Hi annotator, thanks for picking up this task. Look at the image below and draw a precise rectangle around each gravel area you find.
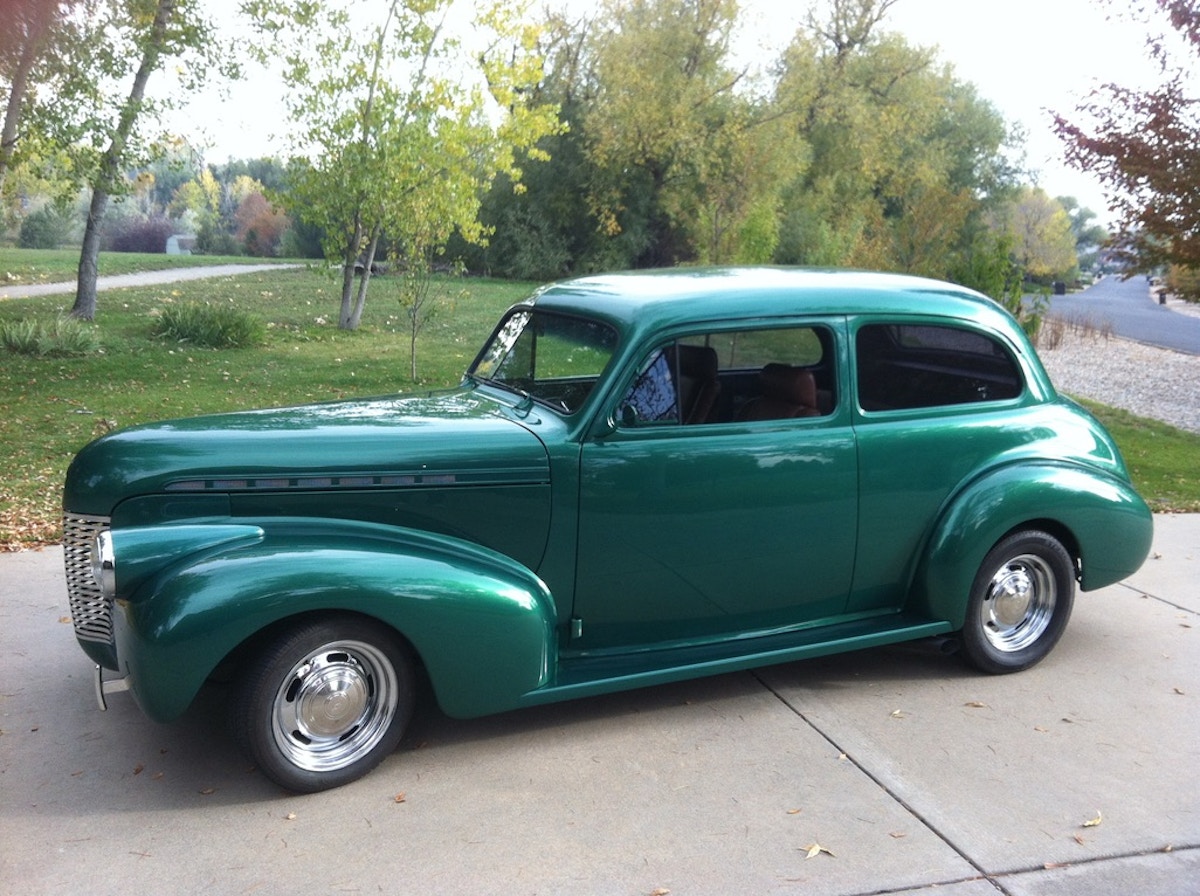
[1036,303,1200,434]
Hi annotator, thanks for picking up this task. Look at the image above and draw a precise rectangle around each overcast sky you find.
[180,0,1168,224]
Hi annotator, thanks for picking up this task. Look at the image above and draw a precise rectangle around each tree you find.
[0,0,94,218]
[580,0,799,265]
[247,0,562,337]
[60,0,231,319]
[987,187,1077,280]
[1053,0,1200,272]
[771,1,1013,279]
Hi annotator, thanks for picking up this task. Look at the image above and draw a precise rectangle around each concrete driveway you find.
[1,517,1196,896]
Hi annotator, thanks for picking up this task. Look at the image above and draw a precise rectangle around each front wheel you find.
[960,531,1076,674]
[231,617,415,793]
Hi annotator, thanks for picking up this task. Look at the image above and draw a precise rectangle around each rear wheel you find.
[961,531,1075,674]
[231,617,414,793]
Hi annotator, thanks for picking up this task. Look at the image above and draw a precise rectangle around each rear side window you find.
[856,323,1023,411]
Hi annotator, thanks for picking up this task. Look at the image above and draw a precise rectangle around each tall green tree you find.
[986,187,1077,280]
[247,0,562,338]
[1053,0,1200,272]
[582,0,796,265]
[0,0,94,214]
[772,1,1012,278]
[72,0,224,320]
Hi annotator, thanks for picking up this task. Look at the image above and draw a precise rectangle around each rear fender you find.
[112,518,556,722]
[911,463,1153,628]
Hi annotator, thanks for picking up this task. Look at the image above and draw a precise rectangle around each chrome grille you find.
[63,514,113,645]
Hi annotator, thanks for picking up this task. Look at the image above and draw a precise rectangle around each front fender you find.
[911,463,1153,628]
[112,519,556,722]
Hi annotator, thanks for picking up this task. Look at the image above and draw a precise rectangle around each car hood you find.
[64,387,551,515]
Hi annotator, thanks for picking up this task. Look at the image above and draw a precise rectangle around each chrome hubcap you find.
[271,640,398,772]
[980,553,1056,652]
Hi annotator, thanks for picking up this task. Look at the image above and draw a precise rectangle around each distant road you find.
[0,264,299,300]
[1047,275,1200,355]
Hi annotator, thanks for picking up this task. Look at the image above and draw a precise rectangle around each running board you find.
[521,615,954,708]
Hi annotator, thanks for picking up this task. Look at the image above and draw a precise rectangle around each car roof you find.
[528,267,1013,339]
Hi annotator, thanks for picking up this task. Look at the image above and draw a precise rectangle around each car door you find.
[570,321,858,652]
[848,317,1032,613]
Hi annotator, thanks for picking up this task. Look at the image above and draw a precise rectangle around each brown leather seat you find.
[736,363,822,421]
[666,344,720,424]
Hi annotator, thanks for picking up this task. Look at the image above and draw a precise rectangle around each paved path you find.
[1048,276,1200,355]
[0,264,299,300]
[1,517,1196,895]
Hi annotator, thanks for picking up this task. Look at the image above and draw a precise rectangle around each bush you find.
[0,316,101,357]
[105,215,176,253]
[18,207,74,249]
[1167,264,1200,302]
[151,302,266,349]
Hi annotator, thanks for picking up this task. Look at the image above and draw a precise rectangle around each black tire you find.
[231,617,415,793]
[960,531,1076,674]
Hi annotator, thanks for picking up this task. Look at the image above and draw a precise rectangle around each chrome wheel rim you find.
[980,553,1057,652]
[270,640,398,772]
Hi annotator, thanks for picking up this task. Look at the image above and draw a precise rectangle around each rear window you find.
[856,323,1023,411]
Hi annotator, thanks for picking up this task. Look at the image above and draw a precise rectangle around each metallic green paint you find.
[915,463,1153,628]
[114,519,556,721]
[63,267,1154,737]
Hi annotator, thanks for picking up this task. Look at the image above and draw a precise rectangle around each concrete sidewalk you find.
[1,517,1196,896]
[0,264,299,300]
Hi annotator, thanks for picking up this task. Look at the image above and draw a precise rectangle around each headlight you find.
[91,530,116,600]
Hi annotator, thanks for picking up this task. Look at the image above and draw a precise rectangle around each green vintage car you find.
[64,267,1153,792]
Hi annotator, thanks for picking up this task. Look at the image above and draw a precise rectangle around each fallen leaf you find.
[1073,834,1086,845]
[198,788,216,796]
[133,763,144,776]
[1082,810,1103,828]
[890,709,906,719]
[393,792,407,804]
[1034,726,1048,733]
[1044,862,1070,869]
[889,832,907,839]
[285,812,297,821]
[801,843,835,859]
[650,889,671,896]
[152,772,164,780]
[58,616,71,624]
[964,701,988,708]
[1174,688,1186,695]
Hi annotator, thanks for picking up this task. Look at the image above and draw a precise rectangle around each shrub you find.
[18,206,74,249]
[1167,265,1200,302]
[0,316,101,357]
[106,215,176,253]
[151,302,266,349]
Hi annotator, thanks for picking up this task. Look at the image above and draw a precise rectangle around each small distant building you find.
[166,234,197,256]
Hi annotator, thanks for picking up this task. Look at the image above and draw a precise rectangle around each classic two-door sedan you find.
[64,267,1153,792]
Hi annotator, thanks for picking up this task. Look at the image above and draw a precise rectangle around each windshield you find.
[470,309,619,415]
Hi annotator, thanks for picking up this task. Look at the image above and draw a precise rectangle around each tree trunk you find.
[72,0,177,320]
[0,2,56,193]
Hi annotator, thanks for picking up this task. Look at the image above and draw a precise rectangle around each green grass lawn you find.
[1,249,1197,549]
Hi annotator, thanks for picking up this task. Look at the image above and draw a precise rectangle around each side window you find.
[856,323,1023,411]
[617,325,836,427]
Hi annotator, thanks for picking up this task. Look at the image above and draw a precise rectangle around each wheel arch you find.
[114,522,558,724]
[909,462,1152,629]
